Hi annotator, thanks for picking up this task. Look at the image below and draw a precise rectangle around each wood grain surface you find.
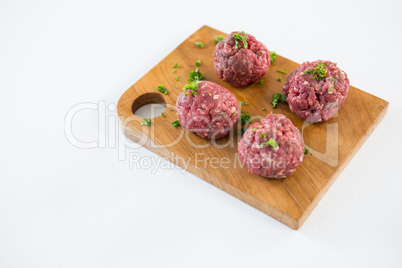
[117,25,389,229]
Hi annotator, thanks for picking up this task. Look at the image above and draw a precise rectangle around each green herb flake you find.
[305,62,327,81]
[170,109,174,111]
[183,80,200,96]
[271,93,286,108]
[277,69,287,74]
[304,70,314,75]
[141,119,151,126]
[157,84,168,95]
[270,51,277,64]
[183,81,199,90]
[304,146,310,154]
[240,111,252,124]
[332,77,336,81]
[194,60,201,66]
[313,62,327,81]
[195,42,204,48]
[172,120,181,127]
[172,63,179,68]
[213,36,224,43]
[172,69,176,73]
[208,92,212,96]
[257,80,264,85]
[260,133,266,138]
[277,77,282,82]
[328,87,334,91]
[174,76,179,81]
[239,101,249,106]
[233,31,248,49]
[262,108,266,111]
[240,128,246,136]
[261,138,278,148]
[161,112,166,117]
[188,68,204,82]
[251,128,257,132]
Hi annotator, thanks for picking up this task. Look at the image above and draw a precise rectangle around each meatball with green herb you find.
[238,114,304,179]
[213,31,271,87]
[283,60,350,123]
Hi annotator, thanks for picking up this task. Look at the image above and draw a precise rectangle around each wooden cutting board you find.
[117,25,388,229]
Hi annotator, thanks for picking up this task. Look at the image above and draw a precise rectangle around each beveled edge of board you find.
[298,99,389,229]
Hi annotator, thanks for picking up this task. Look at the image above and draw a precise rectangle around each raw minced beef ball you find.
[175,81,240,139]
[213,31,271,87]
[283,60,350,123]
[238,114,304,179]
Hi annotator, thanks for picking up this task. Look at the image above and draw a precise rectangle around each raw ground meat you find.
[283,60,350,123]
[238,114,304,179]
[175,81,240,139]
[213,31,271,87]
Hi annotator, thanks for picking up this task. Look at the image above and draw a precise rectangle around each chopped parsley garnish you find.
[184,92,189,97]
[233,31,247,49]
[172,63,179,68]
[271,93,286,108]
[257,80,264,85]
[260,133,266,138]
[213,36,224,43]
[183,81,200,96]
[261,138,278,148]
[328,87,334,91]
[182,69,204,96]
[183,81,199,90]
[240,128,247,136]
[172,120,180,127]
[208,92,212,96]
[161,112,166,117]
[175,76,179,81]
[195,42,204,48]
[262,108,266,111]
[332,77,336,81]
[270,51,277,64]
[313,62,327,81]
[304,146,309,154]
[141,119,151,126]
[277,69,287,74]
[240,111,251,124]
[170,109,174,111]
[277,77,282,82]
[188,68,204,82]
[239,101,249,106]
[157,84,168,95]
[304,62,327,81]
[172,69,176,73]
[194,60,201,66]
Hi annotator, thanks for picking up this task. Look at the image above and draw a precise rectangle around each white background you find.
[1,0,401,267]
